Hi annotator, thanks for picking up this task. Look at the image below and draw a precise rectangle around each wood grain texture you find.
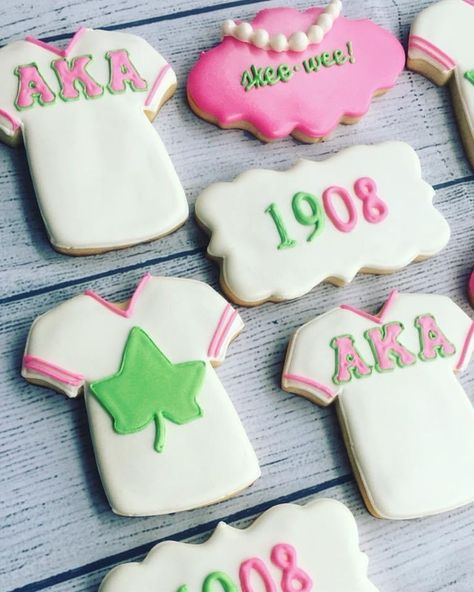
[0,0,473,591]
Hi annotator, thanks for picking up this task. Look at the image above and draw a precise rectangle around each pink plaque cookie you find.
[187,2,405,142]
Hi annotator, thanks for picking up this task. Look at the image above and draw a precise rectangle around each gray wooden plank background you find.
[0,0,473,591]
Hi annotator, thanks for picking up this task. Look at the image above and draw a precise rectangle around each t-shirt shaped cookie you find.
[408,0,474,169]
[0,28,188,254]
[22,274,260,516]
[283,290,474,519]
[187,2,405,142]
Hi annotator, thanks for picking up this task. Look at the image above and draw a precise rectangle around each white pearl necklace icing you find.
[222,0,343,53]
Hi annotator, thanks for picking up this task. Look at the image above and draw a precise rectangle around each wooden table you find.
[1,0,473,590]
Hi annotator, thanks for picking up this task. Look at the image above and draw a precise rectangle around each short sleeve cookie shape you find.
[22,274,260,516]
[283,291,474,519]
[408,0,474,168]
[0,28,188,254]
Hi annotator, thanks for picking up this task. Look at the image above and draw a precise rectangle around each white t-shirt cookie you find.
[408,0,474,166]
[0,28,188,253]
[283,291,474,519]
[22,274,260,516]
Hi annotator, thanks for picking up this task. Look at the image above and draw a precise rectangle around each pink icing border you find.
[340,289,398,325]
[282,373,336,400]
[455,321,474,371]
[0,108,20,132]
[144,63,172,107]
[84,272,151,318]
[409,35,456,71]
[208,303,238,358]
[464,0,474,6]
[25,27,87,57]
[23,355,84,386]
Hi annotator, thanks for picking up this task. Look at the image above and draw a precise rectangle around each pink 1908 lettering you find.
[178,543,312,592]
[265,177,388,250]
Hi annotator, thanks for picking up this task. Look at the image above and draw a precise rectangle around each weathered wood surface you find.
[0,0,473,591]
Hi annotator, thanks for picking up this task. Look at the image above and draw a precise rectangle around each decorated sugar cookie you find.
[469,270,474,308]
[283,291,474,519]
[22,274,260,516]
[196,142,449,306]
[99,498,379,592]
[408,0,474,169]
[187,3,405,142]
[0,28,188,254]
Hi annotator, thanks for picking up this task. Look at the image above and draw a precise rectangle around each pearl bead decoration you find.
[221,0,342,52]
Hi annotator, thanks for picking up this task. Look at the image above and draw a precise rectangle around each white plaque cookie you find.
[100,498,378,592]
[196,142,449,306]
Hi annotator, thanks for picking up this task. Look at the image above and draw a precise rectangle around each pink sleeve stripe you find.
[23,355,84,387]
[455,321,474,371]
[409,36,456,71]
[144,63,172,107]
[208,303,238,358]
[0,108,20,132]
[282,373,336,400]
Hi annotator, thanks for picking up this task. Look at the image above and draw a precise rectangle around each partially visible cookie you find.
[469,270,474,308]
[99,498,379,592]
[407,0,474,169]
[187,3,405,142]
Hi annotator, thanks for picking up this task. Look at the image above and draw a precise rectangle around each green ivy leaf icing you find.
[464,70,474,86]
[90,327,205,452]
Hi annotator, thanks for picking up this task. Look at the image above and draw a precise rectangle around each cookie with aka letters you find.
[196,142,449,306]
[187,2,405,142]
[0,28,188,254]
[408,0,474,169]
[283,290,474,519]
[22,274,260,516]
[99,499,379,592]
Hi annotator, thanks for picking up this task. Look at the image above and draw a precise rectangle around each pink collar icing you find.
[340,289,398,324]
[84,272,151,318]
[25,27,87,57]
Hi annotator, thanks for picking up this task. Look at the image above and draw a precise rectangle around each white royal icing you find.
[195,142,450,306]
[22,275,260,516]
[222,0,342,52]
[99,498,379,592]
[283,291,474,519]
[0,28,188,253]
[408,0,474,162]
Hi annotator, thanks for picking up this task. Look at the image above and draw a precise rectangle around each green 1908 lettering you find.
[265,192,325,249]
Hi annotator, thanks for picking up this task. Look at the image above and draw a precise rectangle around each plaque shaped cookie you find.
[99,499,379,592]
[283,290,474,519]
[196,142,450,306]
[408,0,474,169]
[187,3,405,142]
[22,274,260,516]
[0,28,188,254]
